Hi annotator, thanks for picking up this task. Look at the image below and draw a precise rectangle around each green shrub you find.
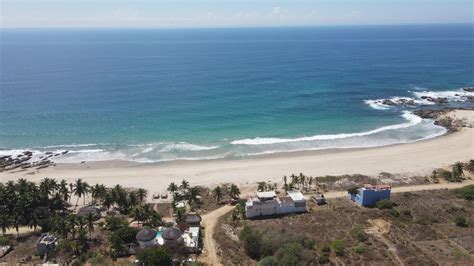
[400,209,412,216]
[454,185,474,201]
[318,254,330,264]
[331,239,345,256]
[351,226,368,242]
[375,199,393,209]
[454,215,468,227]
[105,215,128,231]
[257,256,278,266]
[136,246,172,266]
[347,186,360,196]
[0,236,10,246]
[353,245,368,254]
[321,244,330,253]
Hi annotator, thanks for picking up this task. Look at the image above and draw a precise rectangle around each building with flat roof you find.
[245,190,306,218]
[348,184,391,207]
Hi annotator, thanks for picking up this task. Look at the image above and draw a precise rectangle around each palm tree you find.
[180,179,190,190]
[131,206,147,225]
[86,212,95,239]
[0,213,10,235]
[228,184,240,200]
[453,162,464,179]
[137,188,148,205]
[59,179,70,203]
[187,186,200,206]
[283,175,288,192]
[212,186,223,203]
[73,179,90,208]
[299,173,305,189]
[167,182,178,194]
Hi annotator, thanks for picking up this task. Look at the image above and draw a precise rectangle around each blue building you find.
[348,184,391,207]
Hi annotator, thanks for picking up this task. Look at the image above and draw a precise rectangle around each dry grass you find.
[214,189,474,265]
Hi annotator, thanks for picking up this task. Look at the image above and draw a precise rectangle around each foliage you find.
[212,186,223,203]
[136,246,172,266]
[375,199,393,210]
[105,215,129,231]
[353,245,368,254]
[0,236,10,246]
[330,239,345,256]
[347,186,360,196]
[454,215,468,227]
[454,185,474,201]
[257,256,278,266]
[351,225,368,242]
[241,225,316,264]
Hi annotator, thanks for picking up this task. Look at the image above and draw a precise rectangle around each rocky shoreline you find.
[413,107,474,132]
[0,150,69,173]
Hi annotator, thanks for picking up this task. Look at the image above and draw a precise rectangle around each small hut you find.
[77,206,101,220]
[136,228,158,248]
[183,214,202,227]
[161,227,183,247]
[36,233,58,259]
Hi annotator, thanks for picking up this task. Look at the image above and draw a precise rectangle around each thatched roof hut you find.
[183,214,202,226]
[77,206,101,220]
[162,227,183,241]
[136,228,157,242]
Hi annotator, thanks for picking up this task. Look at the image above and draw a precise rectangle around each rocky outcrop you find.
[413,108,471,133]
[462,87,474,92]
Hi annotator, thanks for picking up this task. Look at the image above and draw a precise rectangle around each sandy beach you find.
[1,110,472,195]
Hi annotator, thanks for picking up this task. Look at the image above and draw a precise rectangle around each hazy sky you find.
[1,0,472,28]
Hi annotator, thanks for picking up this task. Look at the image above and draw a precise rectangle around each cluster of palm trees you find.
[212,184,240,203]
[433,161,466,183]
[0,177,152,235]
[167,179,201,209]
[0,178,86,236]
[283,173,317,192]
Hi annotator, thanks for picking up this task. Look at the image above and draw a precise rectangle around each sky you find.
[0,0,472,28]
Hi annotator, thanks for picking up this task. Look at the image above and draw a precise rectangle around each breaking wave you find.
[365,88,473,110]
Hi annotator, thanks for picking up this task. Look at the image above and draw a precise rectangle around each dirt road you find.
[200,180,473,265]
[200,205,234,266]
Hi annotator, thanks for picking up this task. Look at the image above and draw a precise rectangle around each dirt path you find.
[366,219,404,266]
[200,205,234,266]
[309,179,474,200]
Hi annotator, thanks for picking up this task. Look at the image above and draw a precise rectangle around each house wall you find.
[348,189,391,207]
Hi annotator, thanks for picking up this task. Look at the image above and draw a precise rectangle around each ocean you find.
[0,24,473,163]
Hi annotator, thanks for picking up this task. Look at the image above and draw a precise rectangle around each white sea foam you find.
[158,142,219,152]
[232,111,422,145]
[364,88,473,110]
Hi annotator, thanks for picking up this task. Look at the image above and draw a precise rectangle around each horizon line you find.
[1,22,472,31]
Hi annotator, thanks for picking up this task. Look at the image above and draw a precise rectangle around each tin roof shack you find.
[36,233,58,259]
[245,190,307,218]
[348,184,391,207]
[136,228,158,249]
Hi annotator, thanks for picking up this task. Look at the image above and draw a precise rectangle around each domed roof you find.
[136,227,157,242]
[162,227,182,241]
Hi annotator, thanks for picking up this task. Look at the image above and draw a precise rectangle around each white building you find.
[183,226,200,253]
[245,190,306,218]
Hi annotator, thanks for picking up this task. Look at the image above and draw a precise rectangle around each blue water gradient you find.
[0,25,473,162]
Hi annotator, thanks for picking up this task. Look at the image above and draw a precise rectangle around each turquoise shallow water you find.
[0,25,473,162]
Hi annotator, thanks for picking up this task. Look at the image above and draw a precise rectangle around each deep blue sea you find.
[1,25,473,162]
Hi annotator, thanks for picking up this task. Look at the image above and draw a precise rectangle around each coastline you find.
[1,109,472,195]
